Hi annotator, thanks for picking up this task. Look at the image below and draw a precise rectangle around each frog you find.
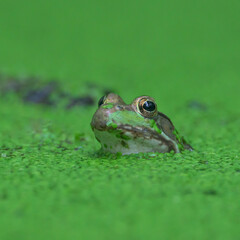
[91,93,193,155]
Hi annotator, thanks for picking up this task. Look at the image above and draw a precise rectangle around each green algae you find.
[106,121,131,140]
[150,119,162,134]
[108,110,148,128]
[1,85,240,240]
[107,121,118,129]
[102,103,114,109]
[173,129,190,152]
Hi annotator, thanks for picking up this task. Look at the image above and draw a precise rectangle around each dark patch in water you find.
[66,96,95,109]
[0,74,114,109]
[187,100,207,111]
[24,81,58,105]
[203,189,218,196]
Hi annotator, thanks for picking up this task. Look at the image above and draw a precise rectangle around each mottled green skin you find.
[91,93,192,154]
[107,110,152,129]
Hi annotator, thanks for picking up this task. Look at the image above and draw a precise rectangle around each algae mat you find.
[0,0,240,239]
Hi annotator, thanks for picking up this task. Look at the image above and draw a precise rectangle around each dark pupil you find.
[98,96,105,107]
[143,101,155,112]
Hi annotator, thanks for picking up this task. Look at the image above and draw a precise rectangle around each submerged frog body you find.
[91,93,193,155]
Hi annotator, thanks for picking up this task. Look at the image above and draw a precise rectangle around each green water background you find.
[0,0,240,239]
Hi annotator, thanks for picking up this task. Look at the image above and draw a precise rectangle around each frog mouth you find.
[92,123,179,153]
[106,124,178,152]
[115,124,158,139]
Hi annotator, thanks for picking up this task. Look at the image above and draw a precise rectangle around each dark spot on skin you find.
[115,105,124,110]
[96,137,101,143]
[166,144,175,152]
[121,140,129,148]
[124,106,133,111]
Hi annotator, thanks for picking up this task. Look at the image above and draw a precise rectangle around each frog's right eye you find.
[137,98,157,118]
[98,95,106,107]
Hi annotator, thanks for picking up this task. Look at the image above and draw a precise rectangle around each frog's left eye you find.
[137,98,157,118]
[98,95,107,107]
[98,95,106,107]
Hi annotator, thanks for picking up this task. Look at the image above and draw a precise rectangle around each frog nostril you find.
[116,105,123,110]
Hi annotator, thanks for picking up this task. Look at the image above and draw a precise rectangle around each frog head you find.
[91,93,192,154]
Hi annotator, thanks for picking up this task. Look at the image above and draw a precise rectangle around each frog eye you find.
[98,95,106,107]
[137,98,157,118]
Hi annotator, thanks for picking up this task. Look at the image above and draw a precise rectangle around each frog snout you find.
[91,110,109,130]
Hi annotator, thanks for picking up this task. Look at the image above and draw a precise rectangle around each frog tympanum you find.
[91,93,193,155]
